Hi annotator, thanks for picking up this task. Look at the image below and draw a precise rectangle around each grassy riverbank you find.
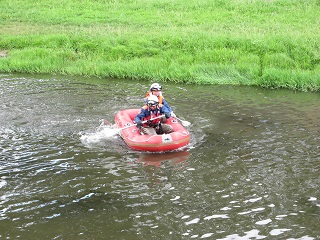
[1,0,320,91]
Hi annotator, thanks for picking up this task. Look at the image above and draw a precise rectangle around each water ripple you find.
[1,75,319,239]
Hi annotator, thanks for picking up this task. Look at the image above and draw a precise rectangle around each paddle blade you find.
[176,117,191,127]
[180,120,191,127]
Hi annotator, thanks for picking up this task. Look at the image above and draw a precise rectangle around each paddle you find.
[175,116,191,127]
[108,114,189,137]
[170,111,191,127]
[117,115,165,132]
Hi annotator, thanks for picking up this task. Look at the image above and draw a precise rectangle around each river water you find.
[0,73,319,239]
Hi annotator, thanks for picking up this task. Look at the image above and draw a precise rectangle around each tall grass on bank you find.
[0,0,320,91]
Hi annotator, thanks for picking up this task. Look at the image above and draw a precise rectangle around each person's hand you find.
[171,112,176,118]
[165,113,170,119]
[136,120,142,129]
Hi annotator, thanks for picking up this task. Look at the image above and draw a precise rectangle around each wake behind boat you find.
[115,109,190,152]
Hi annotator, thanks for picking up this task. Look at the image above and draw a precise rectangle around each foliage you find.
[0,0,320,91]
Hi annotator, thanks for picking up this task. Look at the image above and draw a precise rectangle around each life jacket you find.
[145,92,163,107]
[141,106,161,127]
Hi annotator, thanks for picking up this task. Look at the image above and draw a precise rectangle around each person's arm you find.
[160,105,171,118]
[162,98,176,117]
[134,109,146,128]
[162,98,172,112]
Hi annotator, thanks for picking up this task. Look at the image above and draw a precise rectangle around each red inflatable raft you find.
[115,109,190,152]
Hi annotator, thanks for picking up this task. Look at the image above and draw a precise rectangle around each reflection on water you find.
[0,73,319,239]
[136,150,191,187]
[137,149,190,167]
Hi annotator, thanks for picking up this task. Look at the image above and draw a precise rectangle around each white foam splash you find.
[80,123,120,147]
[200,233,214,238]
[308,197,317,201]
[185,218,200,225]
[270,229,291,236]
[256,219,272,225]
[0,180,7,188]
[204,214,229,220]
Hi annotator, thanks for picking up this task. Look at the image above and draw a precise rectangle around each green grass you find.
[1,0,320,91]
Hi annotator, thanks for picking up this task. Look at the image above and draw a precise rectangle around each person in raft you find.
[144,83,176,118]
[134,95,174,135]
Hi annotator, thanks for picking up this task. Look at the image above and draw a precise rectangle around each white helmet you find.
[147,95,159,106]
[150,83,162,91]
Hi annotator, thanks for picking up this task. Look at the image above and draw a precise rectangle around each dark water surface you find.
[0,73,319,239]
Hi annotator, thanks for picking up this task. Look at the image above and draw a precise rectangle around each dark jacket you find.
[134,105,171,127]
